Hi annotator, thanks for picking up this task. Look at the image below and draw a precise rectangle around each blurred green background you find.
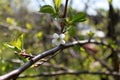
[0,0,120,80]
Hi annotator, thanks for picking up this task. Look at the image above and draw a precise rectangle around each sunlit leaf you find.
[80,47,85,52]
[2,66,6,71]
[16,34,24,50]
[7,34,24,51]
[26,22,32,30]
[35,31,43,39]
[64,34,70,41]
[4,43,20,52]
[6,17,14,24]
[6,17,16,25]
[54,0,61,10]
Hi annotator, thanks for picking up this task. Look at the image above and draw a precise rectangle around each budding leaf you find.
[40,5,55,14]
[54,0,61,11]
[87,31,94,38]
[4,43,21,52]
[16,34,24,50]
[4,34,24,52]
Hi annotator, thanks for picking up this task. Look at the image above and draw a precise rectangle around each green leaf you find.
[70,12,86,24]
[4,43,21,52]
[40,5,55,14]
[16,34,24,50]
[4,43,27,63]
[54,0,61,10]
[4,34,24,52]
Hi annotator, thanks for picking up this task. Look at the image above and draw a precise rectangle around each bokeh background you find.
[0,0,120,80]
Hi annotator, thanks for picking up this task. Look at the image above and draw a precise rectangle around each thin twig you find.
[85,49,113,71]
[0,24,29,33]
[19,71,120,78]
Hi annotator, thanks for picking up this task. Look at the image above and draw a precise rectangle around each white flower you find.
[52,33,65,45]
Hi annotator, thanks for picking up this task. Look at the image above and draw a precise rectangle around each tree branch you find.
[0,40,112,80]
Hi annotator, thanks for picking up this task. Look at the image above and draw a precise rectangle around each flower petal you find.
[52,39,57,44]
[59,34,65,39]
[52,39,60,45]
[60,40,65,44]
[53,33,59,39]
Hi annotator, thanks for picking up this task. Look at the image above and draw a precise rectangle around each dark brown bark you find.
[107,2,120,80]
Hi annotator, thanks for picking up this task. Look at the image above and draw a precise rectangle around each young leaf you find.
[4,43,27,63]
[40,5,55,14]
[4,43,21,52]
[54,0,61,10]
[16,34,24,50]
[87,31,94,38]
[70,12,86,24]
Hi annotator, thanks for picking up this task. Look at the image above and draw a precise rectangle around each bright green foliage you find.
[16,34,24,50]
[54,0,62,11]
[4,43,20,52]
[35,31,43,40]
[0,0,119,80]
[4,34,28,63]
[26,22,33,30]
[6,17,16,25]
[4,34,24,53]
